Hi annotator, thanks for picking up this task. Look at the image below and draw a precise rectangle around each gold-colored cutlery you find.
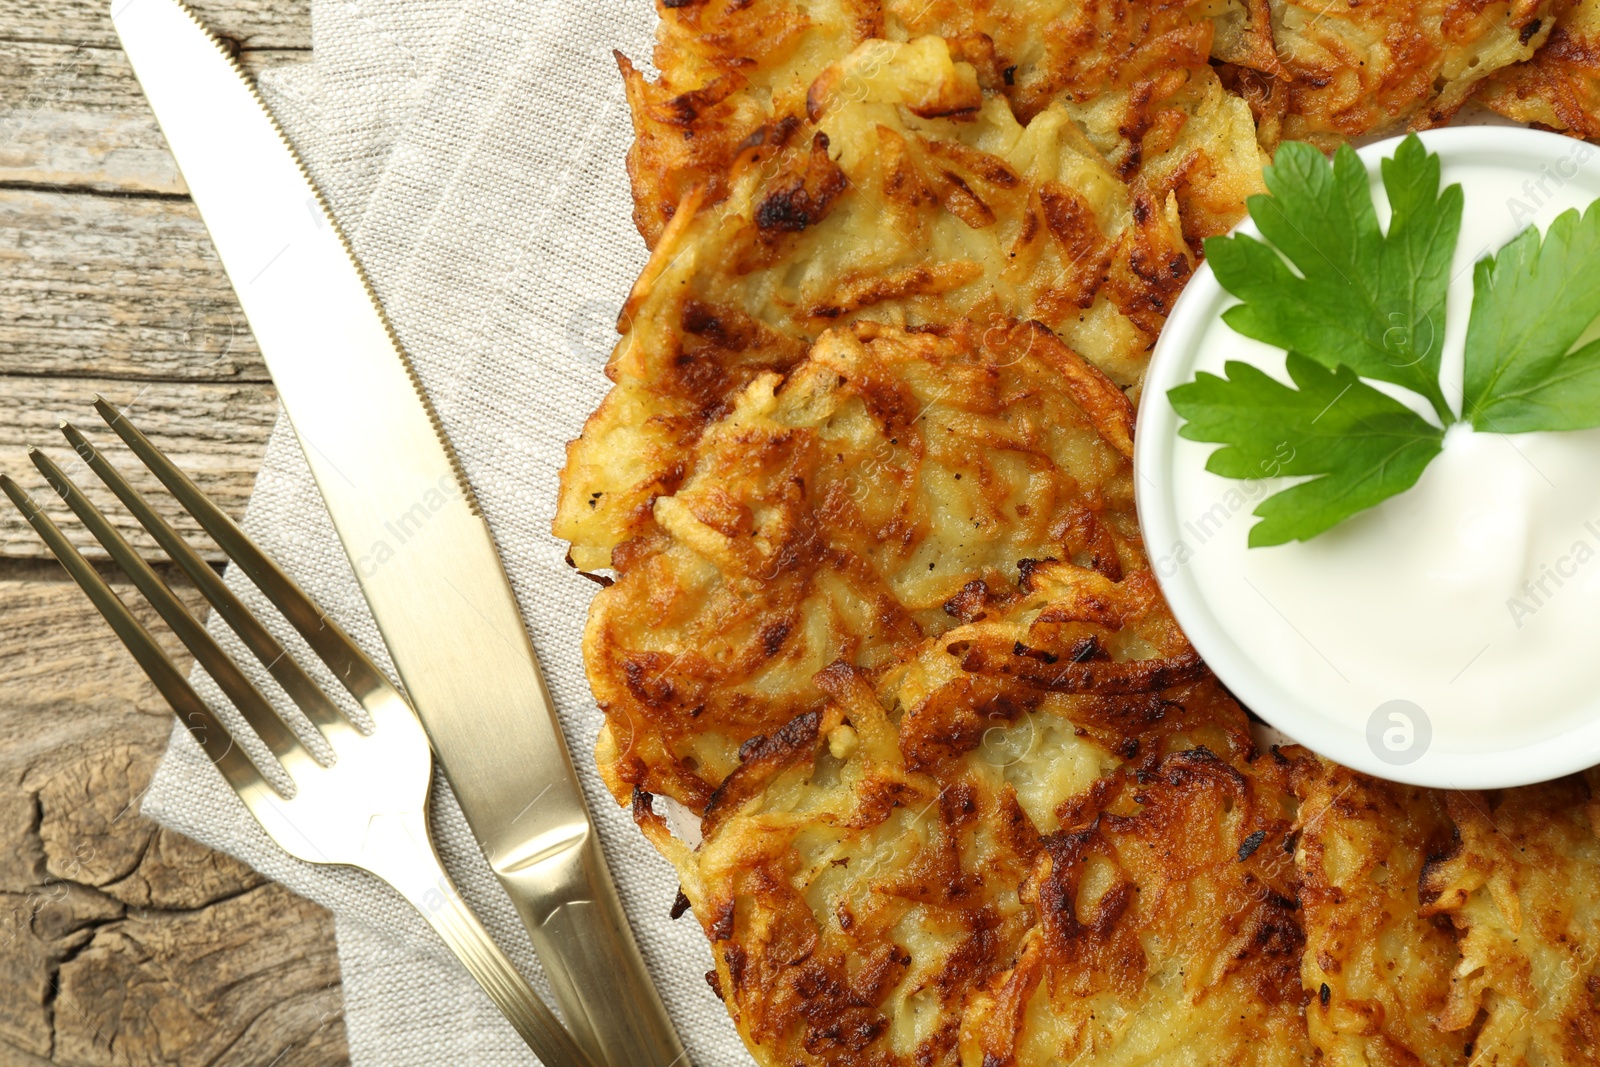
[2,401,595,1067]
[68,0,692,1062]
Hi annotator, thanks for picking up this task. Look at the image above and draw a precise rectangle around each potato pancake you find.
[583,319,1143,809]
[554,1,1600,1064]
[1290,757,1467,1067]
[1421,777,1600,1065]
[1219,0,1554,149]
[1481,0,1600,138]
[625,555,1310,1065]
[556,26,1267,573]
[617,0,1263,247]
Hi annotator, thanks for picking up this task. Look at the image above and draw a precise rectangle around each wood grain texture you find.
[0,40,308,196]
[0,376,279,561]
[0,0,312,50]
[54,882,344,1067]
[0,0,347,1056]
[0,561,348,1064]
[0,187,270,381]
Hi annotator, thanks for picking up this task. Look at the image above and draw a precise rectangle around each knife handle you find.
[358,809,599,1067]
[498,833,689,1067]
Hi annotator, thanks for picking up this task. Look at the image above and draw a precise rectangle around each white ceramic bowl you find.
[1136,126,1600,789]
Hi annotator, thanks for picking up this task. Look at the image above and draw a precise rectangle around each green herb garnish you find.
[1168,354,1444,546]
[1169,134,1600,547]
[1463,206,1600,433]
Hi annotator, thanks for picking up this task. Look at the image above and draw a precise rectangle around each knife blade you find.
[109,3,687,1064]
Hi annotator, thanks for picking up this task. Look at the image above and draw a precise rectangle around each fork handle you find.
[358,809,598,1067]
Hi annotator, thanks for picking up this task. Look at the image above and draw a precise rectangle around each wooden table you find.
[0,0,349,1062]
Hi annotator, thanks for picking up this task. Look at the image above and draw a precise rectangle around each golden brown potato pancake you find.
[583,318,1142,810]
[555,2,1600,1064]
[1422,777,1600,1065]
[1481,0,1600,137]
[558,29,1265,573]
[1291,756,1468,1067]
[1222,0,1554,149]
[626,556,1310,1065]
[620,0,1261,246]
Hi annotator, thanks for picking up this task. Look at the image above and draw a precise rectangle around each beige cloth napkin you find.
[139,2,749,1063]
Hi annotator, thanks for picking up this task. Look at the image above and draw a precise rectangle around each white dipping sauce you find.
[1143,129,1600,774]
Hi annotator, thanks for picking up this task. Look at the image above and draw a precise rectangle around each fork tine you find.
[0,473,260,789]
[29,447,310,776]
[93,397,403,712]
[59,421,349,737]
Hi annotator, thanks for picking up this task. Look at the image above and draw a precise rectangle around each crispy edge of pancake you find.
[1222,0,1554,148]
[1289,753,1470,1067]
[1421,775,1600,1065]
[1479,0,1600,136]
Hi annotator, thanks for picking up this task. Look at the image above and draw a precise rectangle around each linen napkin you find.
[138,1,750,1063]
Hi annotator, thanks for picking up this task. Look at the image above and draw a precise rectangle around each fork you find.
[1,398,596,1067]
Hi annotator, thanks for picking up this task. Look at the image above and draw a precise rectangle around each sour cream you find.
[1137,127,1600,788]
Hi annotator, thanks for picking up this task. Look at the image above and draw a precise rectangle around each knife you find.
[109,2,688,1064]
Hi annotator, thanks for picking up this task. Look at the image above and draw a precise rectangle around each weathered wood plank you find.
[0,377,278,561]
[55,881,345,1067]
[0,563,348,1065]
[0,0,312,50]
[31,744,344,1067]
[0,0,342,1057]
[0,41,309,196]
[0,558,201,723]
[0,1032,55,1064]
[0,186,268,381]
[0,42,181,195]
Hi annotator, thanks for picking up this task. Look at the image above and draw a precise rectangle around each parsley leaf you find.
[1168,135,1600,547]
[1463,203,1600,433]
[1204,135,1461,423]
[1170,353,1446,546]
